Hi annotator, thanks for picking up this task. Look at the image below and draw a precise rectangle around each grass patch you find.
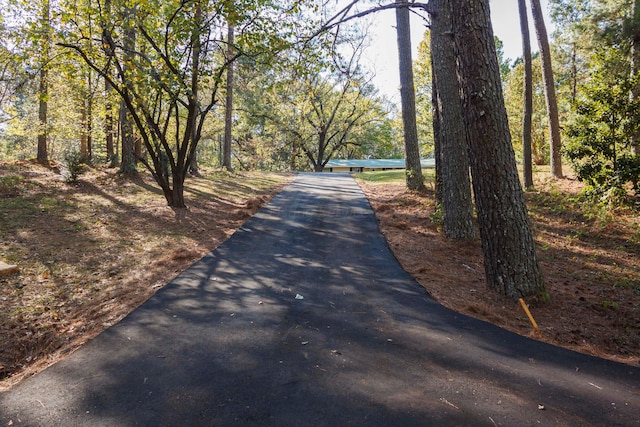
[356,170,405,183]
[0,175,22,192]
[356,168,436,184]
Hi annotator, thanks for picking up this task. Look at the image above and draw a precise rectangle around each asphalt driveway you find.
[1,173,638,426]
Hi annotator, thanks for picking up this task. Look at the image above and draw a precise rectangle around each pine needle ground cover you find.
[358,169,640,366]
[0,161,292,391]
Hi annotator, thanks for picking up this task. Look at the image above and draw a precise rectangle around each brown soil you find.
[1,163,638,392]
[358,174,640,367]
[0,161,293,392]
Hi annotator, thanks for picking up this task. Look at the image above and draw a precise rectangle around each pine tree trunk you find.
[36,0,50,165]
[519,0,534,188]
[432,74,443,204]
[103,0,115,165]
[531,0,563,178]
[119,100,136,174]
[80,98,88,158]
[119,5,137,175]
[223,24,235,171]
[430,0,475,240]
[395,0,424,191]
[80,71,93,163]
[187,3,203,179]
[87,83,93,163]
[451,0,545,299]
[37,67,48,165]
[631,0,640,155]
[105,78,115,164]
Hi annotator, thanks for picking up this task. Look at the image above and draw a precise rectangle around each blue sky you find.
[361,0,554,102]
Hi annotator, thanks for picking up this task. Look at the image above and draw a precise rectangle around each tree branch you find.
[310,1,432,40]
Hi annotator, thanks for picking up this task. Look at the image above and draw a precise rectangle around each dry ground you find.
[358,171,640,367]
[1,162,639,392]
[0,161,293,391]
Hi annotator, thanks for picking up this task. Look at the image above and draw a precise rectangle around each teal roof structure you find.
[325,158,435,168]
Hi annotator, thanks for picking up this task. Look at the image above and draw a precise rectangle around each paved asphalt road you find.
[1,173,639,426]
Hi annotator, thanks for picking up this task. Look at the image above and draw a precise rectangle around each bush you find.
[61,148,86,183]
[565,48,640,204]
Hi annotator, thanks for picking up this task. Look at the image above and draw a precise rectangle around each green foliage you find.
[61,146,86,183]
[494,36,512,82]
[51,0,322,204]
[0,175,22,194]
[503,54,549,165]
[414,30,434,155]
[565,48,640,203]
[429,203,443,232]
[233,22,391,172]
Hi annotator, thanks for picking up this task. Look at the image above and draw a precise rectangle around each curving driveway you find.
[1,173,638,426]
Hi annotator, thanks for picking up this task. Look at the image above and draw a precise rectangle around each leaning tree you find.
[450,0,546,298]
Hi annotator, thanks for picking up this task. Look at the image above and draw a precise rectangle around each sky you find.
[360,0,554,103]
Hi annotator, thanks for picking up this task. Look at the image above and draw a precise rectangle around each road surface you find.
[1,173,638,426]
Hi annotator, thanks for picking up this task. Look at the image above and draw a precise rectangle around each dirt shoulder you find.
[0,162,293,391]
[358,174,640,367]
[1,164,638,392]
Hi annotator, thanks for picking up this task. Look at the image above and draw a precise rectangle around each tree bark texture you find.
[223,24,235,171]
[119,100,136,174]
[450,0,545,298]
[432,71,443,204]
[395,0,424,190]
[105,78,115,164]
[519,0,534,188]
[80,99,88,158]
[118,5,137,175]
[430,0,476,240]
[631,0,640,155]
[36,0,50,165]
[37,68,48,165]
[103,0,115,165]
[531,0,563,178]
[80,71,93,163]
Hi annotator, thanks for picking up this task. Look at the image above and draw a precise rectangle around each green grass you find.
[356,170,406,183]
[0,175,22,192]
[356,168,436,184]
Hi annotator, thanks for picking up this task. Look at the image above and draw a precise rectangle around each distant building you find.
[323,158,435,173]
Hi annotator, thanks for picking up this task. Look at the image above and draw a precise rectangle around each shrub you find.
[61,147,86,183]
[565,48,640,204]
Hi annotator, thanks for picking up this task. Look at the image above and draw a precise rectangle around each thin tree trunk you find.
[430,0,475,240]
[451,0,545,299]
[37,68,48,165]
[531,0,563,178]
[519,0,534,188]
[80,71,93,163]
[432,68,443,204]
[80,98,88,157]
[103,0,115,165]
[87,76,93,163]
[105,78,115,164]
[119,4,137,175]
[631,0,640,155]
[223,24,235,171]
[395,0,424,191]
[571,44,577,103]
[36,0,50,165]
[120,100,136,174]
[188,3,203,179]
